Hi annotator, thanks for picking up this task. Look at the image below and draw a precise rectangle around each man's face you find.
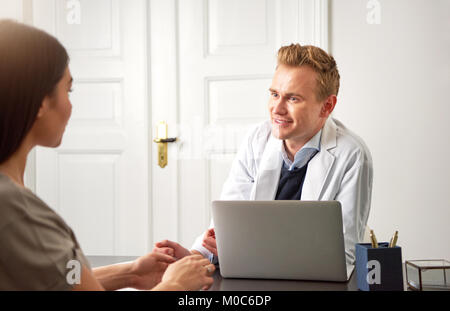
[268,64,330,146]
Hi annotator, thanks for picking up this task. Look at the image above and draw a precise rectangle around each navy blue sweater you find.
[275,164,309,200]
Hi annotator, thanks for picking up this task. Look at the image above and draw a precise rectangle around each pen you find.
[370,230,378,248]
[389,230,398,248]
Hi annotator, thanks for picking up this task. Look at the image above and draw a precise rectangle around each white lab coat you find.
[192,117,373,265]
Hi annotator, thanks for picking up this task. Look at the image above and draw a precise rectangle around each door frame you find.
[147,0,329,247]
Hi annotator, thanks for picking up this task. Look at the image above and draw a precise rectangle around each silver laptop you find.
[212,200,352,282]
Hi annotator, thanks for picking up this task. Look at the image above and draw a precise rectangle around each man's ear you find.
[320,95,337,118]
[36,96,51,119]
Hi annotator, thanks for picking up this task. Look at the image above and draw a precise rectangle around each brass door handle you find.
[153,138,177,143]
[153,121,177,168]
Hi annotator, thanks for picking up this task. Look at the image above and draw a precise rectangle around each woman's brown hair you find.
[0,20,69,164]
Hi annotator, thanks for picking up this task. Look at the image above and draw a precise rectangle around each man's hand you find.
[129,252,176,290]
[202,228,218,257]
[153,240,192,260]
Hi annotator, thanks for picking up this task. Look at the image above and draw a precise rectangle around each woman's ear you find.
[36,96,51,119]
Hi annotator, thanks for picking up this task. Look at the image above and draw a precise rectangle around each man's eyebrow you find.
[286,92,304,98]
[269,88,304,98]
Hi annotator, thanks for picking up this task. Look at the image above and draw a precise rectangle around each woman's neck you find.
[0,139,33,187]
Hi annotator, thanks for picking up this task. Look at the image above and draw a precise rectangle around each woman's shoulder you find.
[0,174,88,290]
[0,173,30,228]
[0,173,65,231]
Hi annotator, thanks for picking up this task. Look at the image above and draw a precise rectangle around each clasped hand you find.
[153,228,218,258]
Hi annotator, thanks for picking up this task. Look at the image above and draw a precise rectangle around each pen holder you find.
[355,243,404,291]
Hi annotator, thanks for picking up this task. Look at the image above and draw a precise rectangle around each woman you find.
[0,20,215,291]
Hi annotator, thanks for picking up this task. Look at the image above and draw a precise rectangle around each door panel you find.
[32,0,149,256]
[0,0,23,20]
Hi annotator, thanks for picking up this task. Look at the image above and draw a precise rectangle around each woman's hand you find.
[129,252,177,290]
[159,255,215,291]
[153,239,192,259]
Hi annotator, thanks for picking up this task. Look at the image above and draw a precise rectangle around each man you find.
[154,44,373,267]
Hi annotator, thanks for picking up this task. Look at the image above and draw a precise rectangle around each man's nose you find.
[272,97,287,115]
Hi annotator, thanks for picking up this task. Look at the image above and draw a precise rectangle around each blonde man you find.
[155,44,373,270]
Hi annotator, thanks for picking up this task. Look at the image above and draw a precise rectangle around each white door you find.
[150,0,328,247]
[0,0,24,20]
[32,0,149,256]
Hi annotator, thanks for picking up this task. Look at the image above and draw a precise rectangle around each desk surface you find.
[87,256,406,291]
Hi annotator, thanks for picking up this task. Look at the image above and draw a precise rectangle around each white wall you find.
[330,0,450,261]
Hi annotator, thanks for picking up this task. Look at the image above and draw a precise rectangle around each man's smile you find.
[272,117,293,126]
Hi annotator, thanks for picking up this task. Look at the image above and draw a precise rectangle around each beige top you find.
[0,173,90,290]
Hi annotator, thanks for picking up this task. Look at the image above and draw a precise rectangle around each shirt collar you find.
[281,129,322,171]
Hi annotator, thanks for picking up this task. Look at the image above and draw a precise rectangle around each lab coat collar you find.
[301,117,337,200]
[252,133,283,200]
[321,117,337,151]
[253,118,337,200]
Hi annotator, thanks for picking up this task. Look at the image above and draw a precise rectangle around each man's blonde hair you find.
[277,44,340,101]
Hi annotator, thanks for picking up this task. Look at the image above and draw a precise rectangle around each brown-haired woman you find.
[0,20,215,291]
